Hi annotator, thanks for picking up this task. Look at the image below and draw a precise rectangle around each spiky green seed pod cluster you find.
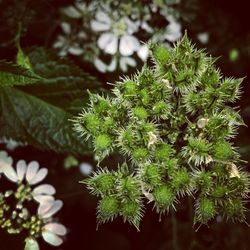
[82,164,143,230]
[74,33,249,229]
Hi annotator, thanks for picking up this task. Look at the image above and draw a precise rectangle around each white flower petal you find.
[165,19,182,42]
[119,59,128,72]
[33,195,54,204]
[94,58,107,73]
[2,164,18,182]
[137,45,149,61]
[107,58,117,72]
[119,35,140,56]
[75,2,86,13]
[197,32,209,44]
[98,33,118,55]
[79,162,93,176]
[38,200,53,216]
[0,150,13,166]
[33,184,56,195]
[53,36,66,49]
[91,20,110,32]
[44,223,67,236]
[68,47,84,55]
[42,231,63,246]
[26,161,39,184]
[62,6,82,19]
[29,168,48,185]
[120,57,136,71]
[96,11,111,25]
[40,200,63,219]
[77,31,86,39]
[125,18,139,34]
[119,57,136,72]
[16,160,27,182]
[61,22,71,35]
[141,21,153,33]
[24,237,40,250]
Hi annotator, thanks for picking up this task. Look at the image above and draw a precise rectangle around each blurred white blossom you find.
[0,151,66,248]
[197,32,209,44]
[91,11,140,56]
[79,162,93,176]
[54,0,182,72]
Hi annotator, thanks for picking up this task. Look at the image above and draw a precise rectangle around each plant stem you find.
[171,210,179,250]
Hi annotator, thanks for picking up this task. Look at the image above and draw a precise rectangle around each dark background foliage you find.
[1,0,250,249]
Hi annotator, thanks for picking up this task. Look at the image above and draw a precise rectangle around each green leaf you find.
[22,47,103,114]
[17,45,33,71]
[0,60,41,87]
[0,47,101,153]
[24,238,40,250]
[0,87,91,154]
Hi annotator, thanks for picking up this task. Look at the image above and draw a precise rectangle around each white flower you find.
[33,184,56,203]
[137,44,149,61]
[91,11,140,56]
[0,138,26,151]
[94,56,136,73]
[79,162,93,176]
[37,200,66,246]
[0,150,13,170]
[197,32,209,44]
[53,22,84,56]
[42,222,67,246]
[38,199,63,219]
[0,158,56,204]
[1,160,48,184]
[61,2,93,19]
[164,16,182,42]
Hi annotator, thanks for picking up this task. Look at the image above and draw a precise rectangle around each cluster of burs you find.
[74,34,249,230]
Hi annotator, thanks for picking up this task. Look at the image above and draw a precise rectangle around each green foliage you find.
[0,47,102,153]
[0,60,40,87]
[75,34,249,230]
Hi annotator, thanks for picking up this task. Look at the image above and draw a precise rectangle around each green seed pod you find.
[121,200,143,230]
[195,197,216,224]
[153,185,176,213]
[182,137,212,166]
[200,64,221,87]
[83,113,100,135]
[171,168,192,196]
[118,176,140,199]
[116,128,136,154]
[219,77,243,102]
[213,140,234,161]
[132,107,148,120]
[223,198,246,222]
[140,89,151,106]
[132,147,149,162]
[152,100,170,117]
[92,97,110,114]
[142,164,162,189]
[86,170,116,196]
[102,116,116,133]
[122,80,137,97]
[95,134,112,151]
[155,143,174,162]
[137,67,155,87]
[211,185,227,199]
[150,44,171,65]
[98,196,119,223]
[193,170,213,194]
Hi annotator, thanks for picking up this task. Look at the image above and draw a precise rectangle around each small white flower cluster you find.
[0,151,66,249]
[54,0,182,72]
